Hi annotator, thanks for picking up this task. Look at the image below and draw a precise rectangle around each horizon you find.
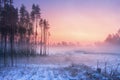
[13,0,120,44]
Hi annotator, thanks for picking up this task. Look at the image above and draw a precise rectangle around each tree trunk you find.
[0,35,3,66]
[3,35,7,67]
[10,36,14,67]
[10,25,14,67]
[40,27,43,55]
[43,27,46,56]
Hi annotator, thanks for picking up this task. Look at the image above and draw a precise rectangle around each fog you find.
[32,44,120,68]
[47,44,120,55]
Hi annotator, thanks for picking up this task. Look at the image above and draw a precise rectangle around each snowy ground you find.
[0,64,120,80]
[0,46,120,80]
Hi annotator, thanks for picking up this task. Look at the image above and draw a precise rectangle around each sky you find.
[14,0,120,44]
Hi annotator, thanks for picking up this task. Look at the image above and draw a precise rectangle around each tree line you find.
[105,29,120,45]
[0,0,50,67]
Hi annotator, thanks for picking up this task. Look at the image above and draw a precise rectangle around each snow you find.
[0,46,120,80]
[0,64,120,80]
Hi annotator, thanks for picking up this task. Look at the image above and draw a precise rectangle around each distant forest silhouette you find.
[0,0,50,67]
[105,29,120,45]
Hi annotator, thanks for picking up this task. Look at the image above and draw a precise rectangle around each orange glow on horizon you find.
[47,11,119,44]
[14,0,120,44]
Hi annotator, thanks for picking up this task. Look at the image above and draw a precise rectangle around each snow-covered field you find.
[36,46,120,68]
[0,46,120,80]
[0,64,120,80]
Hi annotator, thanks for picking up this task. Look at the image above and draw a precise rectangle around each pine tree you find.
[43,19,49,55]
[39,19,43,55]
[0,0,18,66]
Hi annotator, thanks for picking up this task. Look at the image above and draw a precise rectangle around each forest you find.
[0,0,50,67]
[105,29,120,45]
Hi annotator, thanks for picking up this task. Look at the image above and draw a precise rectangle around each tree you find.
[9,6,18,67]
[0,0,6,66]
[39,19,50,56]
[31,4,36,21]
[19,4,31,63]
[19,4,28,44]
[105,29,120,45]
[0,0,18,66]
[43,19,49,55]
[31,4,40,45]
[117,29,120,36]
[0,1,51,67]
[39,19,43,55]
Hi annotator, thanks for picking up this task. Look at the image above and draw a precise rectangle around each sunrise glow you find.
[14,0,120,43]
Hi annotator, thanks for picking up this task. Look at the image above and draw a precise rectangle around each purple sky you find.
[13,0,120,43]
